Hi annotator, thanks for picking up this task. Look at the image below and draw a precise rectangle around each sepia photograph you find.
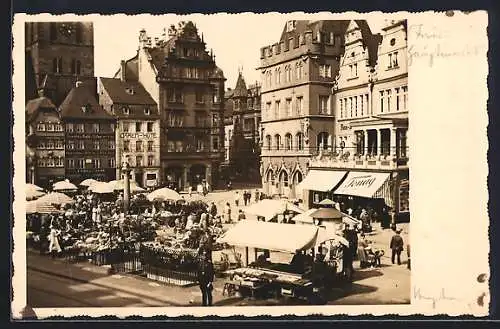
[12,11,489,318]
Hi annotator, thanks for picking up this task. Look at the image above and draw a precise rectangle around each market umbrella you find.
[316,226,350,247]
[26,184,46,200]
[243,199,304,221]
[309,207,343,220]
[80,178,99,187]
[146,187,182,202]
[26,183,44,191]
[109,179,143,192]
[36,192,74,206]
[89,181,114,194]
[26,200,64,214]
[318,198,336,206]
[52,179,78,192]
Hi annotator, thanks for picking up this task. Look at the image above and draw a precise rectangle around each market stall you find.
[243,199,305,222]
[217,221,352,303]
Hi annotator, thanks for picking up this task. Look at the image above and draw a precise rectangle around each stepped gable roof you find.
[232,72,248,98]
[113,54,139,82]
[25,96,58,123]
[353,20,382,67]
[279,20,351,43]
[60,82,114,120]
[100,78,156,106]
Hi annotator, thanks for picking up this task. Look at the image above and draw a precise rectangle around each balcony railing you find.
[308,147,409,169]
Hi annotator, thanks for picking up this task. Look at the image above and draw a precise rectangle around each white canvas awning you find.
[334,171,391,198]
[243,199,304,221]
[296,170,347,192]
[217,220,319,253]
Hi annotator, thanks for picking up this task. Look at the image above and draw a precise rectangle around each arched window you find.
[296,132,304,151]
[280,171,289,187]
[317,132,329,151]
[275,134,281,151]
[285,133,292,151]
[267,170,274,184]
[293,171,303,185]
[265,134,271,150]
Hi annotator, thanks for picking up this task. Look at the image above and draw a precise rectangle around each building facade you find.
[114,21,225,190]
[306,20,409,222]
[25,22,95,106]
[222,72,262,183]
[25,89,66,188]
[60,81,117,183]
[259,20,352,199]
[98,76,161,189]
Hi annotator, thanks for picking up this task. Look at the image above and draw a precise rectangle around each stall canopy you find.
[243,199,304,221]
[296,170,347,192]
[217,220,319,253]
[52,179,78,192]
[292,208,361,227]
[334,172,391,198]
[147,187,182,202]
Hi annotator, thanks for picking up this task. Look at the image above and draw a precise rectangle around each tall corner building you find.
[115,21,225,190]
[258,20,350,199]
[25,21,95,107]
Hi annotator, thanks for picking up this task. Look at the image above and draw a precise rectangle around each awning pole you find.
[245,247,249,266]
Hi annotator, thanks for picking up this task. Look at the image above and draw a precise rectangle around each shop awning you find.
[217,220,319,253]
[334,171,391,198]
[296,170,347,192]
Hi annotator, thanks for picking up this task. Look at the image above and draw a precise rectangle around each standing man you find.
[197,249,215,306]
[390,228,404,265]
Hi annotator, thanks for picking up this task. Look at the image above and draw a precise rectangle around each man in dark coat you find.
[390,229,404,265]
[197,249,215,306]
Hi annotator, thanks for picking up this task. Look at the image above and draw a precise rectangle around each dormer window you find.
[122,107,130,115]
[81,103,91,113]
[125,87,135,95]
[144,107,151,115]
[286,21,296,32]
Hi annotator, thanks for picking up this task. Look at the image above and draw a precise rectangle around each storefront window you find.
[399,179,409,212]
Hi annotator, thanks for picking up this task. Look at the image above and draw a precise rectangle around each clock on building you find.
[59,23,76,37]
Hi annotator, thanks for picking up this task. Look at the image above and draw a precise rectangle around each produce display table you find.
[224,266,313,299]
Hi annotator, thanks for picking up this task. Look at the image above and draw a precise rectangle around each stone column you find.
[391,128,398,157]
[205,164,212,187]
[364,130,368,155]
[183,164,191,191]
[376,129,381,156]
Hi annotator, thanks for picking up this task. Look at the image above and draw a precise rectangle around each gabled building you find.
[98,76,161,189]
[222,71,262,183]
[25,87,65,188]
[304,19,409,223]
[59,80,117,183]
[114,21,225,190]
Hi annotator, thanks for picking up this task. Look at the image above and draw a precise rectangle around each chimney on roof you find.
[139,29,148,48]
[75,81,83,88]
[120,60,126,82]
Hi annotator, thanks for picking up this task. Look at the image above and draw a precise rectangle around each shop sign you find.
[342,175,377,189]
[340,123,351,131]
[120,132,157,139]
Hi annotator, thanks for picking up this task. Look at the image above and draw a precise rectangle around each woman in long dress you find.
[48,223,62,258]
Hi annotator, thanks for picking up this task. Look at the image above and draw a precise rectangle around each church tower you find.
[25,22,95,106]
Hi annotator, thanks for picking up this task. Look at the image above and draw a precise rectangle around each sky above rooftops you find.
[92,13,402,90]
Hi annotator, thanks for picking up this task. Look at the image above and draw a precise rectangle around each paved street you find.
[27,188,410,308]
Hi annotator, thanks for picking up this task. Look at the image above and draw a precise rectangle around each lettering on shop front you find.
[343,176,376,189]
[340,124,351,131]
[120,133,157,139]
